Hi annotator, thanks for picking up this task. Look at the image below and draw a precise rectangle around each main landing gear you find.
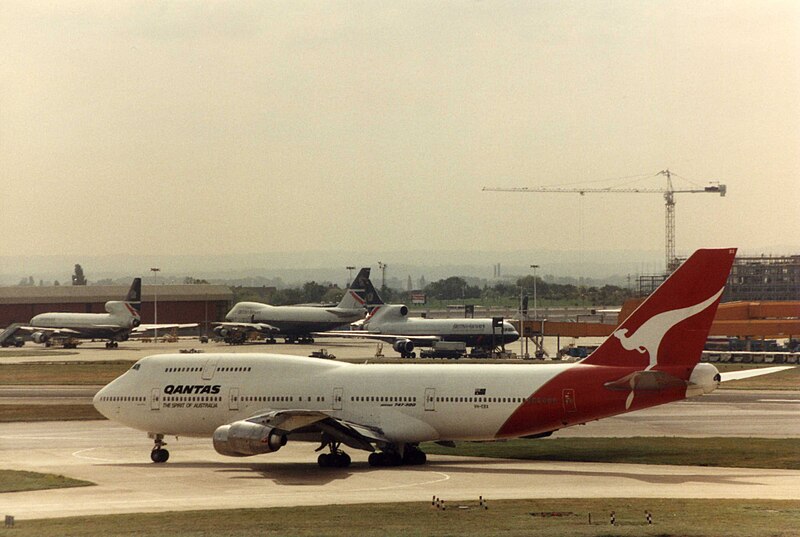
[150,433,169,463]
[316,439,351,468]
[368,445,427,467]
[105,341,119,349]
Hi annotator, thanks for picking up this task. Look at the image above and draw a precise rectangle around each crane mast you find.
[483,170,726,272]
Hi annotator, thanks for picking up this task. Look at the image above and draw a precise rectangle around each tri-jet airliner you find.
[18,279,143,348]
[325,304,520,357]
[94,249,791,468]
[213,268,382,344]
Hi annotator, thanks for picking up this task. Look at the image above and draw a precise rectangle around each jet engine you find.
[31,332,50,344]
[393,339,415,355]
[212,421,287,457]
[129,318,141,328]
[214,326,232,338]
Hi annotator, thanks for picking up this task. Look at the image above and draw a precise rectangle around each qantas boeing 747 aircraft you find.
[94,248,790,468]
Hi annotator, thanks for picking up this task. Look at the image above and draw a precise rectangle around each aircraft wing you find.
[319,330,440,345]
[324,308,367,318]
[245,409,387,452]
[719,366,794,382]
[132,323,199,333]
[213,322,279,334]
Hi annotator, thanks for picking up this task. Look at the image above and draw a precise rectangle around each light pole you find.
[378,261,387,290]
[531,264,539,322]
[346,266,355,287]
[150,267,160,342]
[531,264,540,358]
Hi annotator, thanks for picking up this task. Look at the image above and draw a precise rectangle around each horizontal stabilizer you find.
[719,366,794,382]
[604,370,688,392]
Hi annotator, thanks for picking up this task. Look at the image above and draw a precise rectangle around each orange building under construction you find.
[518,300,800,343]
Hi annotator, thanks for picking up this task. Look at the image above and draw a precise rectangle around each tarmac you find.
[1,420,799,520]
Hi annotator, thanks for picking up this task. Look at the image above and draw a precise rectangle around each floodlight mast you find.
[482,169,727,272]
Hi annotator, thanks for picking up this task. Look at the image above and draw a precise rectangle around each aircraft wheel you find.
[403,449,427,466]
[151,448,169,463]
[368,451,402,467]
[318,453,332,467]
[334,452,351,468]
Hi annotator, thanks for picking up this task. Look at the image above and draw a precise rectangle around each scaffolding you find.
[638,254,800,301]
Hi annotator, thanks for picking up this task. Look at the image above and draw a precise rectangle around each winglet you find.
[582,248,736,374]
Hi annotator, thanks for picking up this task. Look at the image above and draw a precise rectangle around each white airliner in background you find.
[324,304,520,357]
[213,268,382,344]
[14,278,196,348]
[94,249,792,468]
[18,279,144,348]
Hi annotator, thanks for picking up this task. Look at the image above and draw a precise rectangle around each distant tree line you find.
[231,275,634,307]
[424,275,635,306]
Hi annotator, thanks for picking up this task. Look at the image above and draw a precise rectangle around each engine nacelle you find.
[214,326,231,338]
[212,421,287,457]
[129,318,141,329]
[393,339,415,354]
[31,332,50,344]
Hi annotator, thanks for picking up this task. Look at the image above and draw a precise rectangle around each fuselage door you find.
[150,388,161,411]
[562,388,577,413]
[333,387,343,411]
[229,387,240,411]
[202,358,218,380]
[424,388,436,411]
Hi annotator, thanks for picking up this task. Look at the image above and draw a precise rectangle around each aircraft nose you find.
[93,384,110,418]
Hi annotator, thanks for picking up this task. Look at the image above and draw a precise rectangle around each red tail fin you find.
[582,248,736,373]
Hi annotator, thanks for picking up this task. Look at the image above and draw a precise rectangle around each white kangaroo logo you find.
[613,287,724,371]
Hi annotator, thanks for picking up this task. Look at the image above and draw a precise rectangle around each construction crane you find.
[483,170,726,272]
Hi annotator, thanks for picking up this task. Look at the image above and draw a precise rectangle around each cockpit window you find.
[132,363,141,371]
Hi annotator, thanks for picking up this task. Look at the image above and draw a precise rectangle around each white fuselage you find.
[94,353,718,446]
[29,301,139,339]
[226,302,364,335]
[362,305,519,347]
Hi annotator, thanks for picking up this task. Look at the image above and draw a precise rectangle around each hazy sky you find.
[2,1,798,263]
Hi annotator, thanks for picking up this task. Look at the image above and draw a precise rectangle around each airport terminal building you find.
[0,284,233,333]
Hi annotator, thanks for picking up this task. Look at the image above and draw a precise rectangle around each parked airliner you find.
[94,249,790,468]
[325,304,520,357]
[213,268,382,344]
[19,279,143,348]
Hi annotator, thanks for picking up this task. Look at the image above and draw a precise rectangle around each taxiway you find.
[1,420,799,520]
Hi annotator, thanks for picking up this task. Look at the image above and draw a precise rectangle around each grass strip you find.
[0,470,92,493]
[5,499,800,537]
[423,436,800,470]
[0,404,104,422]
[0,360,134,385]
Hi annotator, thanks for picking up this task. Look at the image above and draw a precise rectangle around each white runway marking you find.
[71,447,116,462]
[351,471,451,493]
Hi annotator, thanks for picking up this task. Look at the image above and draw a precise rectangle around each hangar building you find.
[0,283,233,334]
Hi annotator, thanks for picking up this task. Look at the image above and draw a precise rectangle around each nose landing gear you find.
[150,433,169,463]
